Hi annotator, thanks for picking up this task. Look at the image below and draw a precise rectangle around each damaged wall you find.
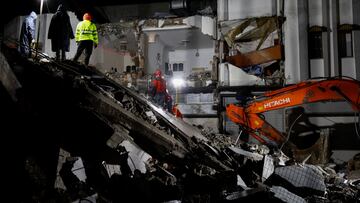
[146,34,166,74]
[218,0,360,83]
[169,48,214,78]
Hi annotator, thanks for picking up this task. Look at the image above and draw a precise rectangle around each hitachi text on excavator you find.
[226,77,360,146]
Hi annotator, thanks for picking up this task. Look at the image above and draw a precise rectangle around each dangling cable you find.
[280,113,303,150]
[354,111,360,139]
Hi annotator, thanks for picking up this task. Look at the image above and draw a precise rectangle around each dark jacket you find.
[48,5,74,52]
[19,11,37,56]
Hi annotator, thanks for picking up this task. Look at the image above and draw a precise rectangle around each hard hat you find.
[154,69,162,77]
[83,13,92,21]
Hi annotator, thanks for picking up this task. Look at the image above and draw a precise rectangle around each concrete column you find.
[330,0,340,76]
[322,0,331,77]
[284,0,309,83]
[298,0,309,81]
[353,0,360,79]
[217,0,228,21]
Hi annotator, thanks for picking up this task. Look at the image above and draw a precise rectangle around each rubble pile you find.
[1,44,359,202]
[50,140,360,202]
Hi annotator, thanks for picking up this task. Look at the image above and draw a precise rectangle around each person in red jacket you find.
[150,69,167,107]
[172,103,183,118]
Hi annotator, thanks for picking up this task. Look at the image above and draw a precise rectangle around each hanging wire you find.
[280,112,303,150]
[354,111,360,139]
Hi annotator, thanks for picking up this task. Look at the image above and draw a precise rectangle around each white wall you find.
[339,0,353,24]
[67,12,79,61]
[308,0,323,26]
[146,38,165,74]
[168,48,214,78]
[218,63,265,86]
[341,57,356,78]
[183,15,216,38]
[226,0,276,20]
[40,12,78,60]
[123,54,135,71]
[310,59,325,78]
[35,12,133,73]
[92,48,125,72]
[330,0,339,76]
[284,0,302,83]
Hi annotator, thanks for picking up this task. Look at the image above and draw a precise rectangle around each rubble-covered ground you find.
[1,44,359,203]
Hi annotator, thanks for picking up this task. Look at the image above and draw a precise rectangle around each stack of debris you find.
[2,44,358,202]
[186,70,214,87]
[52,136,359,202]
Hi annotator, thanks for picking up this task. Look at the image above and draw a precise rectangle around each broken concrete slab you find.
[270,186,306,203]
[274,164,326,193]
[228,146,264,161]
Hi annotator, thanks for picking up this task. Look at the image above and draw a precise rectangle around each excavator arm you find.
[226,78,360,146]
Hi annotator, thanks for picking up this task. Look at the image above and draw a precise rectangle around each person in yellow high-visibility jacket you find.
[73,13,98,66]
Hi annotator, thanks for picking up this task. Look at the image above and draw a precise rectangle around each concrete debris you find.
[228,146,264,161]
[0,52,21,101]
[236,175,249,189]
[2,45,359,202]
[72,193,98,203]
[103,163,121,177]
[262,155,274,182]
[270,186,307,203]
[348,153,360,180]
[274,164,326,192]
[292,130,331,165]
[274,150,290,166]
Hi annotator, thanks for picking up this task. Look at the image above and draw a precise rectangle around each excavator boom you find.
[226,78,360,145]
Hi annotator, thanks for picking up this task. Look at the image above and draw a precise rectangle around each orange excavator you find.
[226,77,360,146]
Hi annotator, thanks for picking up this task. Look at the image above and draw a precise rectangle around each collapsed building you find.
[0,0,360,202]
[1,40,359,202]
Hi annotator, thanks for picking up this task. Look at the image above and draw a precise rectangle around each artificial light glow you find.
[172,78,185,88]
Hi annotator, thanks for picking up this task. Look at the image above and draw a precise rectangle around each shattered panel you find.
[274,164,326,192]
[270,186,306,203]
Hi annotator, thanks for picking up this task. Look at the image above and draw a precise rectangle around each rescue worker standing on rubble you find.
[19,11,37,58]
[73,13,98,66]
[48,4,74,61]
[150,69,167,107]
